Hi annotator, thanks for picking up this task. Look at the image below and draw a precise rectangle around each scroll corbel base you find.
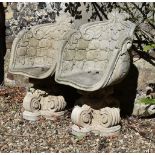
[71,88,121,137]
[23,88,66,121]
[71,105,121,137]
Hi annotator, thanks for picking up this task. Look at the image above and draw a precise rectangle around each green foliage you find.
[138,98,155,105]
[143,43,155,52]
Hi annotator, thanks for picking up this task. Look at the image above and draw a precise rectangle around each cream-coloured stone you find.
[78,39,89,49]
[132,103,155,117]
[5,6,13,20]
[16,47,27,56]
[75,50,86,61]
[27,47,37,56]
[29,38,39,47]
[20,41,29,47]
[9,11,136,136]
[22,88,66,121]
[39,39,50,48]
[9,13,75,79]
[63,50,75,61]
[55,11,136,91]
[71,87,121,137]
[134,58,155,91]
[86,50,98,60]
[71,104,121,137]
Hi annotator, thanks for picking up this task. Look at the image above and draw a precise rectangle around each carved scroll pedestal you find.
[23,88,66,121]
[71,88,121,137]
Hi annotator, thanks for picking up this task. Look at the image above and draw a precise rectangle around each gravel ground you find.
[0,86,155,153]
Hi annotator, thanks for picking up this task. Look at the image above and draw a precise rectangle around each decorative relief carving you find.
[55,11,136,91]
[9,11,135,90]
[71,87,121,137]
[9,13,75,79]
[71,105,121,137]
[71,105,92,127]
[99,107,120,128]
[9,11,136,136]
[23,88,66,121]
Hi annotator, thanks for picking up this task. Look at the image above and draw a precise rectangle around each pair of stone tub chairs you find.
[9,11,136,137]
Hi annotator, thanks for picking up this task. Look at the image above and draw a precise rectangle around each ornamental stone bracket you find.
[23,88,66,121]
[71,105,121,137]
[71,87,121,137]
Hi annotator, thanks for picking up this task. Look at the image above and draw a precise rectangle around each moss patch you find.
[137,98,155,105]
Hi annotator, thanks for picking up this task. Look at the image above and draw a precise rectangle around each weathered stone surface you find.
[23,88,67,121]
[9,13,75,79]
[131,70,155,117]
[4,49,30,87]
[55,11,136,91]
[71,87,121,137]
[139,22,155,42]
[132,102,155,117]
[9,11,136,137]
[134,57,155,92]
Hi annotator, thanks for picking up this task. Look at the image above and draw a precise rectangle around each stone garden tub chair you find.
[9,11,136,136]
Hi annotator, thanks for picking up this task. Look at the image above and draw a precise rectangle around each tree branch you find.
[91,2,103,21]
